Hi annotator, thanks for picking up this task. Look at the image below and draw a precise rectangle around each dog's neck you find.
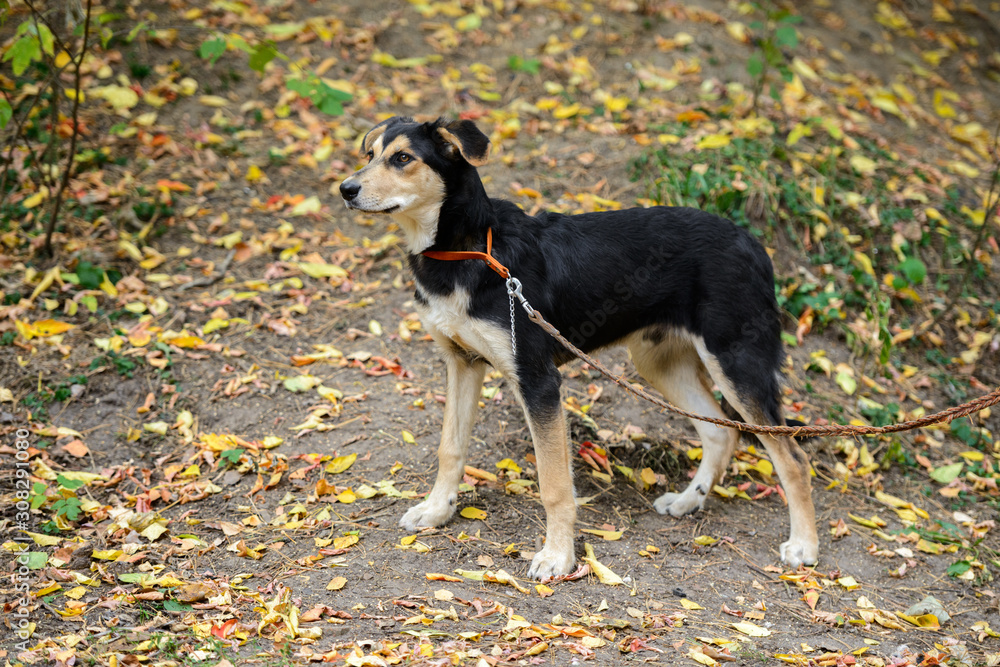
[391,202,443,255]
[395,168,495,255]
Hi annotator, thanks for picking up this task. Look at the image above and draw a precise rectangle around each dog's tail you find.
[720,398,814,442]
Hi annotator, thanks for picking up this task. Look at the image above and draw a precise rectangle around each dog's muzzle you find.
[340,180,361,203]
[339,180,399,213]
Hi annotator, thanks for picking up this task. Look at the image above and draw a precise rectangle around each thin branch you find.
[0,11,94,210]
[0,86,45,209]
[0,78,60,203]
[25,3,69,178]
[42,0,92,257]
[41,64,61,191]
[932,121,1000,326]
[175,249,237,292]
[23,0,72,57]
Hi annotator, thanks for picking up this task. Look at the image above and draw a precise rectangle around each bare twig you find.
[175,249,237,292]
[27,5,61,193]
[42,0,92,257]
[0,82,55,209]
[933,122,1000,325]
[23,0,73,57]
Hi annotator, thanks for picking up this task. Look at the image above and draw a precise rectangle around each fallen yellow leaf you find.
[696,133,731,149]
[326,453,357,474]
[732,621,771,637]
[484,569,530,594]
[536,584,555,597]
[580,528,623,541]
[496,458,522,474]
[688,648,719,666]
[849,513,887,529]
[460,507,487,521]
[849,154,877,176]
[332,535,359,549]
[582,543,623,585]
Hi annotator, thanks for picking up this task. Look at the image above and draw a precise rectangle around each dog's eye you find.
[397,153,412,163]
[366,150,374,162]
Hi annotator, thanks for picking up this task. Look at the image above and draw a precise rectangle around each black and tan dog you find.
[339,116,817,579]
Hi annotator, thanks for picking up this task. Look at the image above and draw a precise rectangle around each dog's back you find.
[478,202,785,420]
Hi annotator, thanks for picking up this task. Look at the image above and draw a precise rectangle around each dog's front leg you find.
[400,353,486,530]
[519,374,577,580]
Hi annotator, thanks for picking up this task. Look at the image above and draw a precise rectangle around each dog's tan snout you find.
[340,179,361,202]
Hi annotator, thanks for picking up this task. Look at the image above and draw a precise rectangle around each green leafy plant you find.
[51,496,82,522]
[859,400,900,427]
[54,375,88,401]
[746,2,802,111]
[199,35,351,116]
[22,391,51,420]
[90,351,138,378]
[57,474,85,491]
[847,292,893,369]
[895,256,927,287]
[1,19,55,83]
[28,481,48,510]
[220,448,245,466]
[198,37,227,65]
[72,261,106,290]
[285,75,353,116]
[881,440,916,470]
[48,474,86,523]
[950,419,988,449]
[508,55,541,75]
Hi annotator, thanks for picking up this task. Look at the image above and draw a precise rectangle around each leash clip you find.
[505,276,534,317]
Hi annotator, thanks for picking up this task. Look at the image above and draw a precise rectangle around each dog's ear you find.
[435,119,491,167]
[362,116,412,154]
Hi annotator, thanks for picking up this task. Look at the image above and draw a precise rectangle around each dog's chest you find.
[417,287,513,373]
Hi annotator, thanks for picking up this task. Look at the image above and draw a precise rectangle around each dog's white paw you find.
[780,537,819,569]
[400,497,454,531]
[527,544,576,581]
[653,487,705,517]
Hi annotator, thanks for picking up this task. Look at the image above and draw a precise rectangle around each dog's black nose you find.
[340,180,361,201]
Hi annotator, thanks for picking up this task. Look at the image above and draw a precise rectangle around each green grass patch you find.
[631,119,992,369]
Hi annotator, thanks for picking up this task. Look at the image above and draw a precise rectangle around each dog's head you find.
[339,116,491,252]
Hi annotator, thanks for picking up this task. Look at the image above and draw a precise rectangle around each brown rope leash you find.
[526,307,1000,437]
[421,227,1000,438]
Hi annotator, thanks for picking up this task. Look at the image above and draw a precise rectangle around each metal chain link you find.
[506,276,534,356]
[508,285,517,356]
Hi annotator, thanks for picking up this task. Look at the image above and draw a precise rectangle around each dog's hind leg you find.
[629,330,739,517]
[754,431,817,567]
[515,368,577,580]
[695,341,818,568]
[400,352,486,530]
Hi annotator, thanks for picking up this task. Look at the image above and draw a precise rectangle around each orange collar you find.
[420,228,510,279]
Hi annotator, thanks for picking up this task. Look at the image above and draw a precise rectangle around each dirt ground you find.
[2,0,1000,665]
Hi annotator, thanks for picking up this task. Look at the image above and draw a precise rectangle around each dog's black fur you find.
[414,201,785,422]
[340,116,817,580]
